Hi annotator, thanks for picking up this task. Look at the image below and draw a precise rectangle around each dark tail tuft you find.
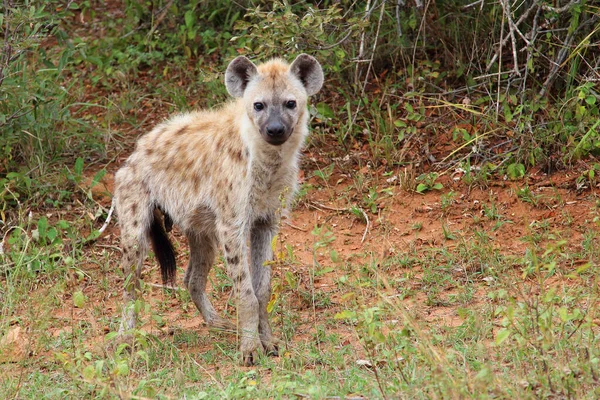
[149,211,176,285]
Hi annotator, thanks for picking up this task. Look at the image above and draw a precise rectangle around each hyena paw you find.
[261,336,281,357]
[206,316,236,332]
[240,338,264,366]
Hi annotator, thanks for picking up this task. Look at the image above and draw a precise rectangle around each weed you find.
[440,190,456,214]
[415,172,443,194]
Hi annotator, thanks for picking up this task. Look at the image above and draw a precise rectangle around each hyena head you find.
[225,54,324,146]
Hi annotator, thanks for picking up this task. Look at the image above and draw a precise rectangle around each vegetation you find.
[1,0,599,398]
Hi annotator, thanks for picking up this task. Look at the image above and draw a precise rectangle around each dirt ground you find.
[5,149,596,369]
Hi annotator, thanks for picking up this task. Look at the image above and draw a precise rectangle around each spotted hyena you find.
[114,54,323,365]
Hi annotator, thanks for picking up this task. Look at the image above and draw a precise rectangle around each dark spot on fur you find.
[240,270,247,280]
[133,220,139,228]
[216,137,225,150]
[131,204,138,214]
[245,288,253,296]
[224,244,231,253]
[192,173,201,187]
[244,147,249,159]
[175,126,188,135]
[227,255,240,265]
[146,148,154,156]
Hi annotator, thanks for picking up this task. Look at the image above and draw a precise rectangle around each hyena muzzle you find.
[114,54,323,366]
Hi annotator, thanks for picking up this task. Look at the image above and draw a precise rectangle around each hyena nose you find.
[266,122,285,138]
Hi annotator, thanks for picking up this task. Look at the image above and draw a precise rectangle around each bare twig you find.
[354,0,372,85]
[485,1,539,73]
[308,202,370,243]
[283,220,307,232]
[361,0,386,94]
[97,198,115,235]
[395,0,404,37]
[145,282,181,291]
[499,0,522,76]
[542,0,580,13]
[146,0,175,40]
[538,29,576,97]
[462,0,484,9]
[318,28,353,50]
[358,207,370,244]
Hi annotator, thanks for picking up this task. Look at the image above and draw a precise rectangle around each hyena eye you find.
[285,100,297,109]
[254,102,264,111]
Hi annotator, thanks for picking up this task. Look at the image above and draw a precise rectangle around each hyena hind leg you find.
[184,232,235,331]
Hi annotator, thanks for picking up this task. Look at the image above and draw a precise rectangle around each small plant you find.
[415,172,443,194]
[362,187,380,214]
[576,163,600,190]
[440,191,456,213]
[313,163,335,185]
[506,162,526,180]
[516,185,539,207]
[441,223,456,240]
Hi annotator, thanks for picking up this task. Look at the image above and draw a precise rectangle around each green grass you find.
[2,196,600,398]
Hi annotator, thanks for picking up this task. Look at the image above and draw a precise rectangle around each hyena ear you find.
[289,54,324,96]
[225,56,258,97]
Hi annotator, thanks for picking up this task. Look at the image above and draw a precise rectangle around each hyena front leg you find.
[184,232,235,331]
[118,236,146,334]
[217,220,263,366]
[250,216,279,356]
[115,186,152,336]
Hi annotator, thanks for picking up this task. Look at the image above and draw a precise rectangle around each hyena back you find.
[114,54,323,366]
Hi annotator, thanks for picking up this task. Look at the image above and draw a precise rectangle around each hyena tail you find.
[149,209,176,285]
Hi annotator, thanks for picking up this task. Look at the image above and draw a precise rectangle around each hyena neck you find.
[238,112,304,218]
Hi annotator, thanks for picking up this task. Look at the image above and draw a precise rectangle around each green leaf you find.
[116,360,129,376]
[316,102,334,119]
[495,328,510,344]
[74,157,84,182]
[56,220,70,229]
[432,183,443,190]
[184,10,195,29]
[416,183,428,193]
[91,169,106,188]
[585,95,596,105]
[506,163,525,180]
[46,227,58,243]
[475,366,491,380]
[73,290,86,308]
[558,307,568,322]
[82,365,95,380]
[504,104,513,122]
[334,310,356,320]
[38,216,48,240]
